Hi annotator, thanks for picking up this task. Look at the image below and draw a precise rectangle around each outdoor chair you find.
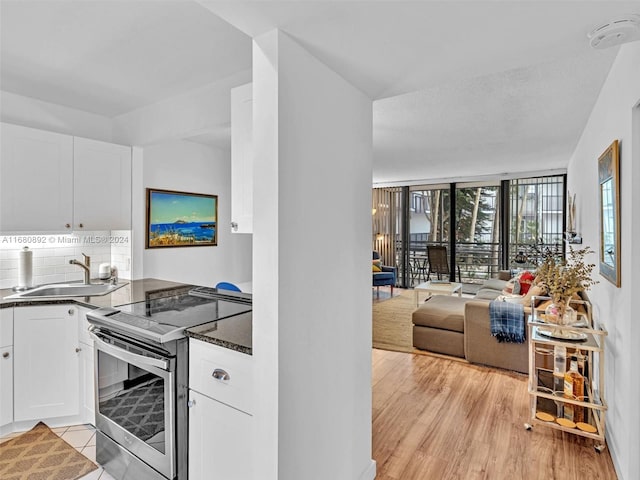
[427,245,461,282]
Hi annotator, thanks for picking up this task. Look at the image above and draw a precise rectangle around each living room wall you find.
[566,41,640,480]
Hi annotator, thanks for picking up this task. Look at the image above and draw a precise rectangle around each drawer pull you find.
[212,368,230,381]
[2,352,9,359]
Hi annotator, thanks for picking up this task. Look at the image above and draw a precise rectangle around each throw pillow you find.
[516,271,536,295]
[372,259,382,272]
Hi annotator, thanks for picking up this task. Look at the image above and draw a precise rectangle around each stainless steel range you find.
[86,286,252,480]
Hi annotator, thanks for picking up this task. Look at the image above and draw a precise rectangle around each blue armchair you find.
[373,251,396,296]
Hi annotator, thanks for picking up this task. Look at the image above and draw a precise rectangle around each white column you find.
[252,30,375,480]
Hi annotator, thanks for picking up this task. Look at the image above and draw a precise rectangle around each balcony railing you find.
[395,239,562,287]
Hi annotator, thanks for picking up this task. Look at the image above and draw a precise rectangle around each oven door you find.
[91,329,175,479]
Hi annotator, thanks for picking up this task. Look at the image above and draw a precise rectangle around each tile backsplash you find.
[0,230,131,289]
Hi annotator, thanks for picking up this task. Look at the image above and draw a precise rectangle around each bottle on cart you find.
[553,346,567,417]
[563,355,585,423]
[575,349,587,397]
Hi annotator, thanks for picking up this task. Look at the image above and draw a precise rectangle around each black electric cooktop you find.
[86,286,252,344]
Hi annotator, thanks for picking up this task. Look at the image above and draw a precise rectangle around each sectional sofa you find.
[412,272,529,374]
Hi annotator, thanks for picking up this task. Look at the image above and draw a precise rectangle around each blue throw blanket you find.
[489,300,525,343]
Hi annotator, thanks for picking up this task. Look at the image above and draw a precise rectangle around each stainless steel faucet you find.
[69,253,91,284]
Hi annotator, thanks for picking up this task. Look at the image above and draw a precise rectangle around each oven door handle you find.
[90,332,170,371]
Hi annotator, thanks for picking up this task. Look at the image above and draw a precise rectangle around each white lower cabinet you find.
[0,346,13,428]
[77,306,95,425]
[188,390,253,480]
[13,305,80,421]
[0,308,13,428]
[188,339,253,480]
[78,343,95,424]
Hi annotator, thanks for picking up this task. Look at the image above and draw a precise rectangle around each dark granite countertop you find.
[0,278,252,353]
[185,311,252,355]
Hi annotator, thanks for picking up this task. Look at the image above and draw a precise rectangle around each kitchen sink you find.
[5,282,127,299]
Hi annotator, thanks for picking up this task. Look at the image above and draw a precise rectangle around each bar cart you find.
[524,297,608,452]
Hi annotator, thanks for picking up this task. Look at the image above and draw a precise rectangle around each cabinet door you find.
[77,306,95,424]
[188,390,253,480]
[230,83,253,234]
[0,346,13,428]
[14,305,80,421]
[79,341,95,425]
[0,122,73,232]
[0,307,13,348]
[73,136,132,230]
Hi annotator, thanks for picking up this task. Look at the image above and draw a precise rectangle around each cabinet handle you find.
[230,222,238,231]
[68,309,74,316]
[187,399,196,408]
[2,352,9,359]
[212,368,230,381]
[78,223,84,228]
[75,347,82,353]
[65,223,71,229]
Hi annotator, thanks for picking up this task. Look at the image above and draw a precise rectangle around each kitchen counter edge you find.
[0,278,253,353]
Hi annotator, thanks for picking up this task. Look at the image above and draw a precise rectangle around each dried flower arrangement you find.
[536,246,598,323]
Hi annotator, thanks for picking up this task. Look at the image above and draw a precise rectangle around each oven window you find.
[97,350,166,453]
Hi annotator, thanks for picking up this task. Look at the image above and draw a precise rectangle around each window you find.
[373,174,566,287]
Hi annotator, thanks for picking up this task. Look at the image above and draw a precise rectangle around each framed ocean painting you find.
[146,188,218,248]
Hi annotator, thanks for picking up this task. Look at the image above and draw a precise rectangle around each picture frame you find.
[146,188,218,248]
[598,140,620,287]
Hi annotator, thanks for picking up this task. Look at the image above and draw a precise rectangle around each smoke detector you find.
[588,14,640,49]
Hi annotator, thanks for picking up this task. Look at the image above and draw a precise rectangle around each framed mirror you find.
[598,140,620,287]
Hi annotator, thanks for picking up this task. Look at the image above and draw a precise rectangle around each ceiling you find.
[2,1,639,184]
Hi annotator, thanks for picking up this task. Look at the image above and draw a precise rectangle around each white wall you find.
[137,139,252,287]
[0,90,113,141]
[566,41,640,480]
[253,30,374,480]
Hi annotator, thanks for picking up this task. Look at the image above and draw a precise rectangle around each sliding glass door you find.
[454,182,501,285]
[408,185,450,286]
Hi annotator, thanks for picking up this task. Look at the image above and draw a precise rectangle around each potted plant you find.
[536,246,598,325]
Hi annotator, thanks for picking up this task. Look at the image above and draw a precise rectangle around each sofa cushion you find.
[412,295,472,333]
[372,259,382,272]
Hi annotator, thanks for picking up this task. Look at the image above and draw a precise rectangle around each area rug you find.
[372,288,416,353]
[0,422,98,480]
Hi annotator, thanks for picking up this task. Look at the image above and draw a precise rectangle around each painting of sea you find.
[146,189,218,248]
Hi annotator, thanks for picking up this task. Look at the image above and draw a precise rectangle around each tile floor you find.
[0,424,115,480]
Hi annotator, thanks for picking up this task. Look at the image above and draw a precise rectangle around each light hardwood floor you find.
[372,348,617,480]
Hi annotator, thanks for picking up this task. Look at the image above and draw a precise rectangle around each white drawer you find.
[189,339,253,414]
[0,308,13,348]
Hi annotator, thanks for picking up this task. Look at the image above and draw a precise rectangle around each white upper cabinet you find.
[0,122,74,232]
[73,137,132,230]
[230,83,253,234]
[0,122,132,233]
